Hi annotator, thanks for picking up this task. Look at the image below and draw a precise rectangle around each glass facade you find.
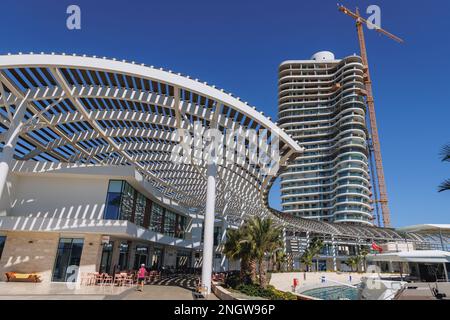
[118,241,130,271]
[99,241,114,274]
[150,202,164,233]
[176,250,191,269]
[0,236,5,261]
[214,226,222,246]
[103,180,189,239]
[164,210,177,237]
[151,247,163,269]
[52,238,84,282]
[120,182,135,222]
[134,245,149,269]
[278,55,373,224]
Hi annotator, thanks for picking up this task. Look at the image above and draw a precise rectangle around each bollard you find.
[293,278,299,291]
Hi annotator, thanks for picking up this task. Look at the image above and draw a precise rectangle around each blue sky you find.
[2,0,449,227]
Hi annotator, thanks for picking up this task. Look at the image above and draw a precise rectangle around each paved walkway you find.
[0,275,219,300]
[120,285,195,300]
[397,282,450,300]
[0,282,129,300]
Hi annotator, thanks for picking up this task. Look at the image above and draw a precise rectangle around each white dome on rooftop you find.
[311,51,335,61]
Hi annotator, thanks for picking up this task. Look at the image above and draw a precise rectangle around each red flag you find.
[372,242,383,253]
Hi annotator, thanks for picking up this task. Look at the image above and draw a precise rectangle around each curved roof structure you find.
[0,53,302,224]
[0,53,427,242]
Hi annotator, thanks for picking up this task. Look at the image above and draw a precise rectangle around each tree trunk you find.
[258,259,267,288]
[249,258,257,284]
[240,258,249,281]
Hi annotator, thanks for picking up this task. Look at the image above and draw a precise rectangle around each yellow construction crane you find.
[338,4,404,227]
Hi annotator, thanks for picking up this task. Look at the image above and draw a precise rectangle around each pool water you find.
[301,285,360,300]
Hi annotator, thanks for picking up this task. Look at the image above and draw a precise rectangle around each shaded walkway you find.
[0,275,219,300]
[118,275,219,300]
[120,285,195,300]
[147,274,199,291]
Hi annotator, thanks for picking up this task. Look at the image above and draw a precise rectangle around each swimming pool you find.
[301,285,360,300]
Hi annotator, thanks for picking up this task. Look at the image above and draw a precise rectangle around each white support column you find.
[201,161,217,295]
[220,219,228,272]
[443,263,449,282]
[304,231,310,271]
[331,236,337,272]
[0,94,29,199]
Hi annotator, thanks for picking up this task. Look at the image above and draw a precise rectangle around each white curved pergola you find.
[0,53,427,291]
[0,53,304,293]
[0,53,303,219]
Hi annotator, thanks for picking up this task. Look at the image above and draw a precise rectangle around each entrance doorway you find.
[134,245,149,269]
[176,250,191,270]
[52,238,84,282]
[151,247,163,270]
[100,241,114,274]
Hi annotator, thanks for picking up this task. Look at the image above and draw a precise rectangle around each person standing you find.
[137,264,147,292]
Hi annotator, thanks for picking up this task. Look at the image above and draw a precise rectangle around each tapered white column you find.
[0,95,28,199]
[331,236,337,272]
[201,161,217,295]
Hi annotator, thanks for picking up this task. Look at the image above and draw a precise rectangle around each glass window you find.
[151,247,163,270]
[0,236,6,261]
[108,180,123,193]
[164,210,176,237]
[176,215,187,239]
[118,241,130,271]
[150,203,164,233]
[104,180,123,220]
[176,250,191,269]
[52,238,84,282]
[214,226,222,246]
[99,241,114,274]
[134,245,149,269]
[134,193,146,227]
[120,182,134,221]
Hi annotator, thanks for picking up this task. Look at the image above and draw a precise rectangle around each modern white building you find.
[0,53,302,293]
[0,53,444,293]
[278,51,373,225]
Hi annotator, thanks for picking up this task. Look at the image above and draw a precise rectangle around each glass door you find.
[151,247,163,270]
[99,241,114,274]
[118,241,130,271]
[52,238,84,282]
[133,245,149,269]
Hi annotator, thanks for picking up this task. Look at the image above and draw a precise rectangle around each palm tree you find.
[271,249,287,272]
[300,237,324,272]
[345,256,362,272]
[246,216,283,288]
[360,247,369,272]
[222,228,255,283]
[300,248,314,272]
[438,144,450,192]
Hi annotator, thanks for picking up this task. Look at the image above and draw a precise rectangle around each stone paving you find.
[0,275,219,300]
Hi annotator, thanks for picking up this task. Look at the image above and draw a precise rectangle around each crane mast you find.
[338,4,404,227]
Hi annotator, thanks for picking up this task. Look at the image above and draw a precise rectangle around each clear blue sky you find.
[2,0,449,227]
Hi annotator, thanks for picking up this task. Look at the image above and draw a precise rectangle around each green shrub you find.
[224,273,242,289]
[236,284,297,300]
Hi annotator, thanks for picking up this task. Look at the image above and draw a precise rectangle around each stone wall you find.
[0,231,59,282]
[0,232,105,283]
[78,234,103,280]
